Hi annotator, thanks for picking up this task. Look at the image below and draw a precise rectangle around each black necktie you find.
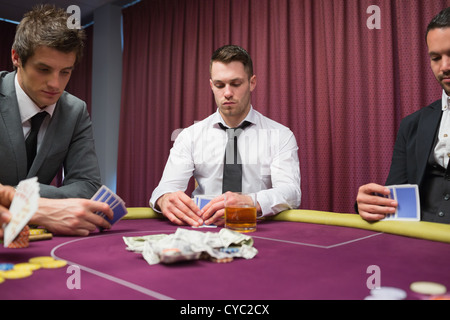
[25,112,47,172]
[219,121,252,193]
[445,157,450,181]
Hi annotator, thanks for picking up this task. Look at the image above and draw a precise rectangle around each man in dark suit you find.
[0,5,113,235]
[356,7,450,224]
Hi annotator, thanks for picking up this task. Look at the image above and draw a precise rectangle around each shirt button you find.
[438,211,445,217]
[445,194,450,201]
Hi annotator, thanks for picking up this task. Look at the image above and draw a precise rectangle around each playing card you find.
[382,184,420,221]
[192,195,217,228]
[3,177,40,247]
[91,185,128,228]
[91,185,112,202]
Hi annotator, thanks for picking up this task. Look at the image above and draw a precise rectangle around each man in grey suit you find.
[356,7,450,224]
[0,5,113,235]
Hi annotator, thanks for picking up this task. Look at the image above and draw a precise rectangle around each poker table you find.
[1,208,450,303]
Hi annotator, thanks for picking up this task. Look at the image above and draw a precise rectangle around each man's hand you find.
[200,194,226,226]
[30,198,114,236]
[156,191,203,227]
[0,184,15,238]
[356,183,398,221]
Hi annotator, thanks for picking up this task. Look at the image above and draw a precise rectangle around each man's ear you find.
[11,49,21,69]
[250,74,257,92]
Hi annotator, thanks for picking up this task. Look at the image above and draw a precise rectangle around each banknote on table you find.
[123,228,258,265]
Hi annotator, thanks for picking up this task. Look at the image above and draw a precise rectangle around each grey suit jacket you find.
[0,71,101,198]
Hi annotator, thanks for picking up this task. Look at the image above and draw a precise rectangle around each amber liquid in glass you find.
[225,206,257,232]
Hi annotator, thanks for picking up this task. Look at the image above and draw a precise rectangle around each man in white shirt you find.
[356,7,450,224]
[150,45,301,227]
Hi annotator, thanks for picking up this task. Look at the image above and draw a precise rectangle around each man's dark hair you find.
[426,7,450,40]
[210,45,253,79]
[12,4,85,68]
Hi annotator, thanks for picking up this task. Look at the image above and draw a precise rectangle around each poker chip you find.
[410,281,447,296]
[0,263,15,271]
[369,287,407,300]
[40,260,67,269]
[364,295,385,300]
[28,256,57,265]
[429,295,450,300]
[14,263,41,271]
[29,228,46,235]
[29,256,67,269]
[0,256,68,283]
[7,225,30,249]
[1,269,32,279]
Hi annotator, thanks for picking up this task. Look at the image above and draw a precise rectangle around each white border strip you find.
[49,228,384,299]
[252,232,384,249]
[50,231,174,300]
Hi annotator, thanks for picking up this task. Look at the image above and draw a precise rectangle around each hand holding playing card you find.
[356,183,398,221]
[3,177,40,247]
[380,185,420,221]
[195,195,222,228]
[0,184,15,238]
[91,185,128,230]
[156,191,204,226]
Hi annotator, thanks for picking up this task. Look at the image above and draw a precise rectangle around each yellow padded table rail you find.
[123,208,450,244]
[123,207,164,220]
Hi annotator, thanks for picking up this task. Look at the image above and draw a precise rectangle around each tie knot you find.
[219,121,251,138]
[30,112,48,130]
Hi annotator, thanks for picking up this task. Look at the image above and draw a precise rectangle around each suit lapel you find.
[416,100,442,185]
[0,72,28,181]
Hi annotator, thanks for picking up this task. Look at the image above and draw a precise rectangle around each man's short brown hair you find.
[426,7,450,41]
[12,4,85,68]
[210,45,254,79]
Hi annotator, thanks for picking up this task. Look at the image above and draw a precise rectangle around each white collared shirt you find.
[434,90,450,169]
[15,74,56,152]
[149,107,301,217]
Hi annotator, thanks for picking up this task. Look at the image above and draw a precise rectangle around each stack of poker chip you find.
[29,228,52,241]
[0,256,68,282]
[7,225,30,249]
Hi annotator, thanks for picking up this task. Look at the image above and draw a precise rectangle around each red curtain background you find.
[0,20,17,71]
[65,25,93,114]
[118,0,450,213]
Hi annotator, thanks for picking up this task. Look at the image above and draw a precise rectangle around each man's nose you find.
[224,85,233,98]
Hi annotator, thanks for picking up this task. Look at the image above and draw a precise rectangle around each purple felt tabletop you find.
[1,218,449,300]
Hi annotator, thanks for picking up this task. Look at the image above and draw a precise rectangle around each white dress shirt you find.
[15,74,56,152]
[434,90,450,169]
[149,106,301,217]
